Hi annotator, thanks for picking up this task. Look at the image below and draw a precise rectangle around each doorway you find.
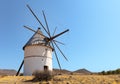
[44,66,48,71]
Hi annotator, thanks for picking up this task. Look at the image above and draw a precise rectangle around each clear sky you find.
[0,0,120,72]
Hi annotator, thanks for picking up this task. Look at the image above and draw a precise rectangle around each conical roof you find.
[23,28,51,50]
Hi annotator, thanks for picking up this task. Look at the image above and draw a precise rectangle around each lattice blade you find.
[53,41,68,61]
[53,40,65,45]
[51,41,61,70]
[24,26,47,37]
[26,5,49,36]
[52,27,57,36]
[42,10,51,37]
[50,29,69,41]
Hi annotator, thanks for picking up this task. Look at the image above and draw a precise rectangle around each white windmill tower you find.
[23,28,53,75]
[16,5,69,76]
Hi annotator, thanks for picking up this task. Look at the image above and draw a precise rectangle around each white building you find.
[23,28,53,75]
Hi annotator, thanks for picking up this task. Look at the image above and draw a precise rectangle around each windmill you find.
[16,5,69,76]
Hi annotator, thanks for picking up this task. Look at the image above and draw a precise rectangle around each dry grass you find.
[0,75,120,84]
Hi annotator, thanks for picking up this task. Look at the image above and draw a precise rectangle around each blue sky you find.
[0,0,120,72]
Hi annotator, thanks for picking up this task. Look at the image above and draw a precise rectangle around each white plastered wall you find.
[24,45,52,76]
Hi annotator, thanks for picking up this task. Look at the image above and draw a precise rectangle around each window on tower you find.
[44,66,48,71]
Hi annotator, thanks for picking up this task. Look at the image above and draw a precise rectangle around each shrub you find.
[99,68,120,75]
[101,71,106,75]
[20,73,23,76]
[32,70,53,82]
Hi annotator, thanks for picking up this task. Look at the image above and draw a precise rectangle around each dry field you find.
[0,75,120,84]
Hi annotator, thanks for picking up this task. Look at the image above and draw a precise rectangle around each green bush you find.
[99,68,120,75]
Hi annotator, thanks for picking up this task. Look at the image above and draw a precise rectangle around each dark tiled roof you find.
[23,28,51,50]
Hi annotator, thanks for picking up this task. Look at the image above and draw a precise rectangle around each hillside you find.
[53,69,71,75]
[0,69,17,76]
[0,68,92,76]
[53,68,93,75]
[73,68,92,75]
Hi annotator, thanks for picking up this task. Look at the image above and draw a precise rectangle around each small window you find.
[44,66,48,71]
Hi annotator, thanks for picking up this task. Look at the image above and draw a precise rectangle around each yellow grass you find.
[0,75,120,84]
